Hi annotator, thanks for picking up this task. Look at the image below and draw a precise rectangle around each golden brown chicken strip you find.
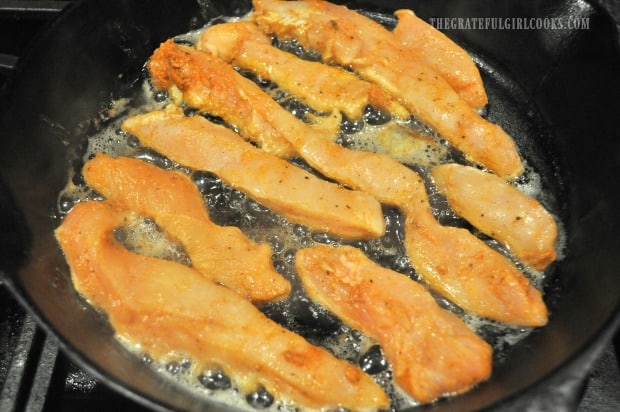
[55,201,390,410]
[252,0,523,178]
[393,9,488,110]
[432,163,558,271]
[121,106,386,240]
[197,20,408,120]
[296,244,493,403]
[83,153,291,303]
[148,39,298,158]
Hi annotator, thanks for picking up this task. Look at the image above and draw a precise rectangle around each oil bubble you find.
[340,117,365,134]
[153,90,168,102]
[198,370,232,390]
[268,234,285,253]
[134,149,173,169]
[293,224,309,238]
[166,361,181,375]
[246,386,275,409]
[363,105,391,126]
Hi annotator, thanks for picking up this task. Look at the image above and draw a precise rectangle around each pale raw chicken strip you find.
[197,20,408,120]
[432,163,558,271]
[296,244,493,403]
[83,153,291,303]
[121,105,386,240]
[146,42,410,203]
[393,9,488,110]
[251,0,524,178]
[55,201,390,410]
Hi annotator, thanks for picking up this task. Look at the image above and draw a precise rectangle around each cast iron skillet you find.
[1,0,619,410]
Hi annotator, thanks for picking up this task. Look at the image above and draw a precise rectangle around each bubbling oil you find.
[55,11,565,412]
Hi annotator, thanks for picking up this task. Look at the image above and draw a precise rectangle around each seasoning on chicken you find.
[148,39,298,158]
[122,105,386,240]
[83,153,291,303]
[197,20,408,120]
[152,38,443,169]
[404,210,548,327]
[212,82,547,325]
[432,163,558,270]
[145,32,545,325]
[251,0,523,179]
[393,9,488,110]
[296,244,493,403]
[55,201,390,410]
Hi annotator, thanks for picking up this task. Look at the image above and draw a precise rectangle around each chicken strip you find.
[432,163,558,271]
[404,210,548,327]
[252,0,523,178]
[147,41,422,206]
[197,20,408,120]
[82,153,291,303]
[148,39,299,158]
[393,9,488,110]
[146,20,545,325]
[296,244,493,403]
[55,201,390,410]
[121,106,386,240]
[152,37,441,169]
[207,79,546,326]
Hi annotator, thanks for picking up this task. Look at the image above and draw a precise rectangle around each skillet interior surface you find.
[0,0,619,411]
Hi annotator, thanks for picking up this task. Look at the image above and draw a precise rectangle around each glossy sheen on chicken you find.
[403,209,548,327]
[165,49,548,326]
[281,132,547,325]
[393,9,488,110]
[83,153,291,303]
[296,244,493,403]
[252,0,523,178]
[122,105,386,240]
[148,39,298,158]
[432,163,558,271]
[198,20,408,120]
[55,201,390,410]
